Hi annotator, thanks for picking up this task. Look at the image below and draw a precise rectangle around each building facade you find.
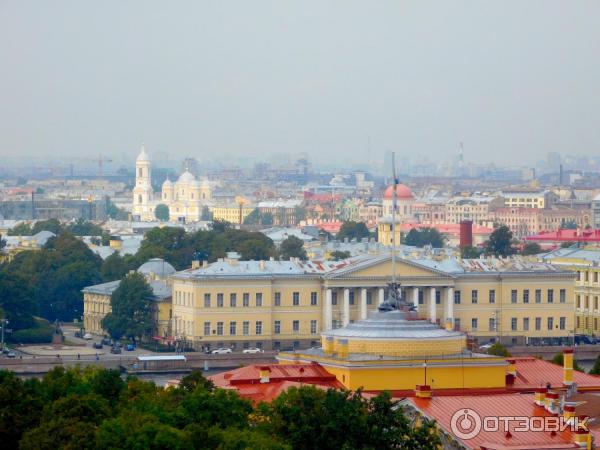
[170,254,575,351]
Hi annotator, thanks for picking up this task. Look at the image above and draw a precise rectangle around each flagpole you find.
[391,152,397,286]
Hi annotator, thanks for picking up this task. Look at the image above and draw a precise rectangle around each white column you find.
[343,288,350,326]
[378,287,385,306]
[325,289,333,331]
[360,288,368,320]
[428,287,437,324]
[412,287,420,311]
[445,287,454,326]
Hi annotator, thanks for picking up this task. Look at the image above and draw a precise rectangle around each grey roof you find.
[137,258,176,277]
[82,278,171,301]
[541,248,600,266]
[323,310,464,340]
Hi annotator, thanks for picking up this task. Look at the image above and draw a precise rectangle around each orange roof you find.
[510,357,600,392]
[209,363,343,403]
[383,184,414,200]
[408,393,597,449]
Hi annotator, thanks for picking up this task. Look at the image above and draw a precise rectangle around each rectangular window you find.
[366,291,372,305]
[547,317,554,330]
[489,289,495,304]
[559,317,566,330]
[511,317,517,331]
[523,317,529,331]
[292,320,300,333]
[523,289,529,304]
[274,292,281,306]
[511,290,517,304]
[230,293,237,307]
[293,292,300,306]
[243,293,249,307]
[435,290,441,305]
[471,318,478,330]
[204,293,211,308]
[256,321,263,335]
[217,293,224,308]
[577,316,580,328]
[216,322,223,336]
[229,321,236,335]
[489,318,495,331]
[256,293,263,307]
[454,290,461,304]
[419,290,424,305]
[535,289,541,303]
[454,318,461,330]
[535,317,541,331]
[203,321,210,336]
[560,289,566,304]
[471,290,478,304]
[310,292,318,306]
[274,320,281,334]
[310,320,317,334]
[547,289,554,303]
[332,291,338,305]
[349,291,355,305]
[243,321,249,335]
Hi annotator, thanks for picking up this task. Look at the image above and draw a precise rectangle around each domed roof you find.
[162,178,173,187]
[177,171,196,183]
[137,258,176,277]
[383,184,414,200]
[136,144,150,162]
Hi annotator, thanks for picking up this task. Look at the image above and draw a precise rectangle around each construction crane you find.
[91,155,113,178]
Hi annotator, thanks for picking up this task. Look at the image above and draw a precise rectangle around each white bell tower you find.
[132,144,154,220]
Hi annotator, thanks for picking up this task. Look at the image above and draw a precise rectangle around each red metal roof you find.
[408,393,596,449]
[510,357,600,391]
[525,229,600,242]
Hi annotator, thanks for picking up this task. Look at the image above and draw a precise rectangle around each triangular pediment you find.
[327,256,453,279]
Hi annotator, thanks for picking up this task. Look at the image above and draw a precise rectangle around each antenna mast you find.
[391,152,397,284]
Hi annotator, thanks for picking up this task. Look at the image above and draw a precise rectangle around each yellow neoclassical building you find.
[170,253,575,351]
[542,247,600,337]
[82,258,174,337]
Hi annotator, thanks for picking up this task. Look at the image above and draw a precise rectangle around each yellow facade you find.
[171,255,576,350]
[211,205,254,225]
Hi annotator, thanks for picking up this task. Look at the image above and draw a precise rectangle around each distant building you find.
[444,195,504,226]
[501,189,558,209]
[257,200,302,226]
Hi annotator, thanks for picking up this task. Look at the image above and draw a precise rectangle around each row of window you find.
[175,291,320,308]
[577,271,600,283]
[203,320,319,336]
[465,316,567,332]
[329,290,374,306]
[449,289,565,305]
[577,316,600,330]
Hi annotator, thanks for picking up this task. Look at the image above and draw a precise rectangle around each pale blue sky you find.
[0,1,599,167]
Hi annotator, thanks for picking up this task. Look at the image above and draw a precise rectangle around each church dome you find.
[177,171,196,183]
[383,184,414,200]
[136,145,150,162]
[137,258,176,278]
[162,178,173,187]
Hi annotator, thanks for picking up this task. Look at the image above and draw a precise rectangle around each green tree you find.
[522,242,542,255]
[31,219,63,235]
[486,342,510,357]
[329,250,351,261]
[155,204,170,222]
[106,199,129,220]
[551,352,584,372]
[100,252,129,282]
[243,208,260,225]
[0,233,6,250]
[7,222,32,236]
[336,221,370,242]
[404,227,445,248]
[101,272,154,342]
[0,269,36,329]
[239,239,273,261]
[589,355,600,375]
[260,212,274,226]
[461,245,480,258]
[66,218,103,236]
[279,236,307,260]
[485,225,516,257]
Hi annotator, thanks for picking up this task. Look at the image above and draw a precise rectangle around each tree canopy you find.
[521,242,542,255]
[336,221,370,242]
[101,272,154,342]
[328,250,351,261]
[485,225,516,257]
[279,236,307,260]
[155,204,170,222]
[403,227,445,248]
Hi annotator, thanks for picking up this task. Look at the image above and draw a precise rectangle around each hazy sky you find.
[1,1,599,167]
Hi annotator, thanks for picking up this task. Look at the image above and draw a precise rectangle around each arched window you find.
[202,193,205,199]
[138,194,142,204]
[138,168,142,177]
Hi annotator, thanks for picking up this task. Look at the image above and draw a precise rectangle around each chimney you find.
[545,391,560,414]
[259,366,271,383]
[459,220,473,249]
[259,260,266,270]
[563,349,574,386]
[202,260,208,268]
[415,385,432,399]
[572,428,590,448]
[506,359,516,384]
[563,404,576,424]
[534,387,547,406]
[191,260,200,269]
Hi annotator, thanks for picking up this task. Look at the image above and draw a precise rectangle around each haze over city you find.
[1,0,599,167]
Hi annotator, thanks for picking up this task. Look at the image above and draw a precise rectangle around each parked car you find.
[1,347,10,355]
[478,343,493,351]
[211,348,232,354]
[101,338,112,346]
[93,342,103,349]
[83,333,93,340]
[6,351,16,358]
[243,347,264,354]
[125,344,135,351]
[110,346,122,354]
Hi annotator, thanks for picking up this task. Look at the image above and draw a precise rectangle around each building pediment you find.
[326,255,454,279]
